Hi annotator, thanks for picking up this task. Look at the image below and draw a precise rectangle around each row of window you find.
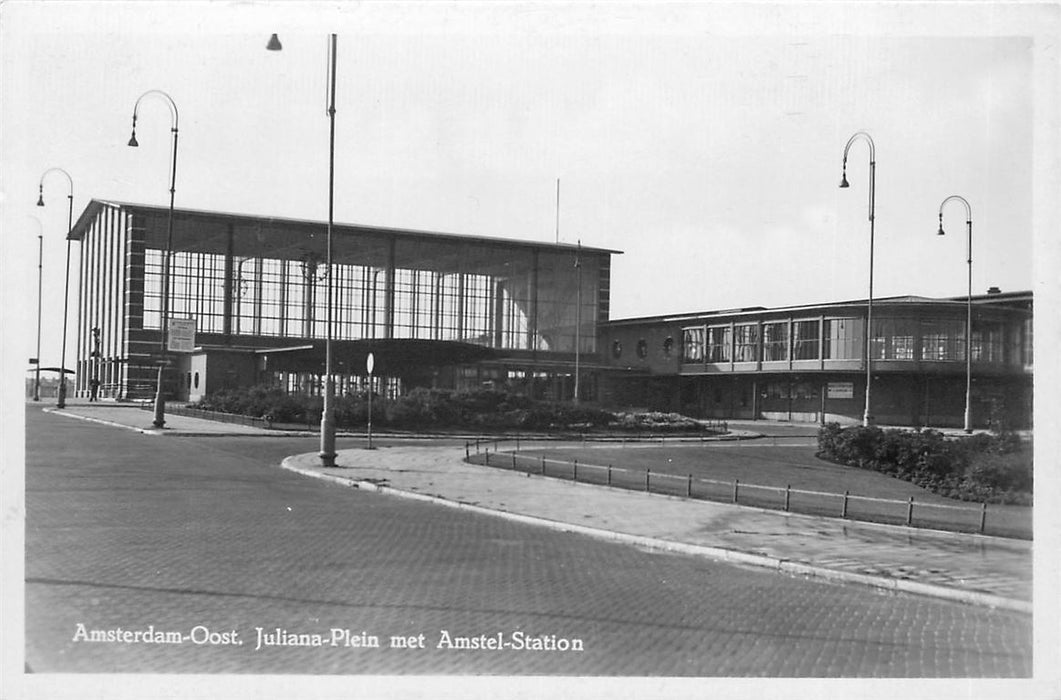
[141,249,597,353]
[681,317,1030,366]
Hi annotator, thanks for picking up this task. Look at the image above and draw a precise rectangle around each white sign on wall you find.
[827,381,855,399]
[168,318,197,353]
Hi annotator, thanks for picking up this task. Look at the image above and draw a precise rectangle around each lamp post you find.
[127,89,179,428]
[36,168,75,408]
[28,216,44,401]
[574,240,582,405]
[937,195,974,433]
[839,131,876,427]
[268,32,339,466]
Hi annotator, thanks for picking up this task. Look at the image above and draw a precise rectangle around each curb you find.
[279,454,1031,615]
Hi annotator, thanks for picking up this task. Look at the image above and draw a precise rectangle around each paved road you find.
[23,405,1032,677]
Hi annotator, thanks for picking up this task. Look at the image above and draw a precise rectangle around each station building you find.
[67,198,1032,429]
[597,291,1033,429]
[68,200,615,404]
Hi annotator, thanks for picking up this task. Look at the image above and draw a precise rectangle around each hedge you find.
[816,423,1031,505]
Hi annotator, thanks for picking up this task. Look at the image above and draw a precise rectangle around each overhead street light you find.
[839,131,877,427]
[268,32,340,466]
[127,89,179,428]
[937,195,974,433]
[36,167,75,408]
[29,216,44,401]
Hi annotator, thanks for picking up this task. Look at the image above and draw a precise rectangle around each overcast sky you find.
[2,1,1057,369]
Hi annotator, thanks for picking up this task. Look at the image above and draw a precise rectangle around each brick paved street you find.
[23,405,1032,677]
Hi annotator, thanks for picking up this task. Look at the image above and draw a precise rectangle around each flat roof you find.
[604,291,1034,327]
[69,199,622,256]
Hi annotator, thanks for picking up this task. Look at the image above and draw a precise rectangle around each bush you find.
[816,422,1031,503]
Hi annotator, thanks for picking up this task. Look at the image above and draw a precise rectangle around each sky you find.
[1,1,1057,372]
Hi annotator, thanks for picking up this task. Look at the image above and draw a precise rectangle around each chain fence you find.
[464,438,1028,539]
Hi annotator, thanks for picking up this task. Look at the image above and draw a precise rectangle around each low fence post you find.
[512,452,517,469]
[687,474,692,498]
[607,465,612,486]
[733,479,739,503]
[541,455,545,475]
[465,442,469,459]
[841,491,849,518]
[573,459,578,481]
[485,450,490,466]
[906,497,914,526]
[979,502,987,534]
[516,436,520,451]
[646,469,651,492]
[784,484,791,512]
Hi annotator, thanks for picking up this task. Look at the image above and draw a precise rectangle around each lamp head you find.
[267,33,282,51]
[127,130,138,147]
[938,212,945,236]
[839,172,849,188]
[36,193,44,207]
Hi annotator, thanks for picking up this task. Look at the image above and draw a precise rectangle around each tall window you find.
[874,318,916,360]
[921,319,966,361]
[707,325,731,362]
[824,318,863,360]
[734,324,759,362]
[792,319,820,360]
[761,322,788,362]
[682,326,705,363]
[972,323,1004,363]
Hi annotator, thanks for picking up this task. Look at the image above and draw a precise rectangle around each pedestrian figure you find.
[89,378,100,402]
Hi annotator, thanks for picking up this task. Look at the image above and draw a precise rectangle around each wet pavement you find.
[43,401,1033,612]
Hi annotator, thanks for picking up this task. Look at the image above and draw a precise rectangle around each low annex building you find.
[597,291,1033,429]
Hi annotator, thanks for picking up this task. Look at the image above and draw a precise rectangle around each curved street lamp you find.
[28,216,44,401]
[36,167,75,408]
[127,89,179,428]
[268,32,339,466]
[937,195,974,433]
[839,131,876,427]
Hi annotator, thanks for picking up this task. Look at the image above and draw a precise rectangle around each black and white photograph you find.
[1,1,1058,698]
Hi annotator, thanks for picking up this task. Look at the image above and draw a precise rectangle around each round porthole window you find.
[611,340,623,358]
[662,336,674,357]
[636,339,648,359]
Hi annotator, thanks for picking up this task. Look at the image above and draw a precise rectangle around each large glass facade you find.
[141,239,599,353]
[873,318,916,360]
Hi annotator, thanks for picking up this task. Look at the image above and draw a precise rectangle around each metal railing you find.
[465,440,1026,538]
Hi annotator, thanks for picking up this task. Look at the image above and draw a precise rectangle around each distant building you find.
[67,200,616,403]
[597,291,1032,429]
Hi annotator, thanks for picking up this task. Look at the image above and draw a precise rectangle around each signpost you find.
[366,352,375,450]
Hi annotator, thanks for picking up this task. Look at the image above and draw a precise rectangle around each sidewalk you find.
[42,401,1032,613]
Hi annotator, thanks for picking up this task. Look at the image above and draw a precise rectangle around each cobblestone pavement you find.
[295,443,1032,607]
[20,405,1035,683]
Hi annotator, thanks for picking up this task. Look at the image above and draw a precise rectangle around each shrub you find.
[816,422,1031,503]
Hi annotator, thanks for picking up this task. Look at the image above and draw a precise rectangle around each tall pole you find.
[270,32,338,465]
[128,89,179,428]
[37,168,74,408]
[839,131,876,427]
[574,240,582,405]
[938,195,973,433]
[32,217,43,401]
[322,33,338,466]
